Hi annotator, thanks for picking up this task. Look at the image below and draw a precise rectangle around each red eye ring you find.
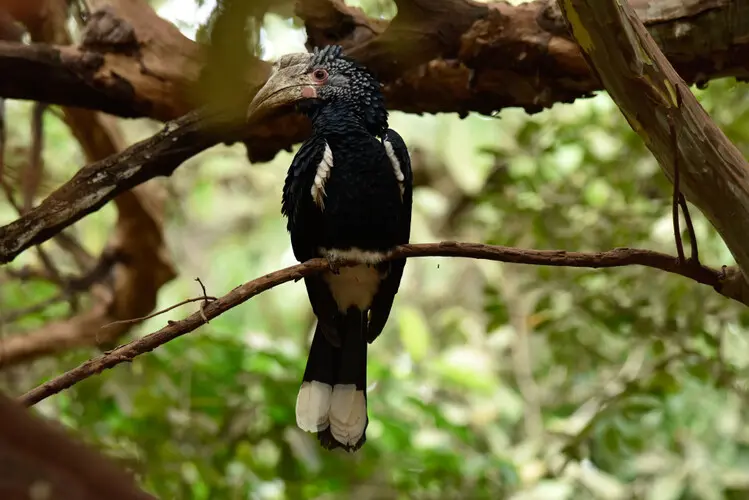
[312,68,328,83]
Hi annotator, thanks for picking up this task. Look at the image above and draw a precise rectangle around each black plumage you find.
[248,45,412,452]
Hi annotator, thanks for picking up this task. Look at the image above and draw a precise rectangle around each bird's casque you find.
[247,45,413,452]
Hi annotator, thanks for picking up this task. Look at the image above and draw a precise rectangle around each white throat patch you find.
[311,141,334,209]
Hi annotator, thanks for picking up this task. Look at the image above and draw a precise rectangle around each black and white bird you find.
[246,45,413,452]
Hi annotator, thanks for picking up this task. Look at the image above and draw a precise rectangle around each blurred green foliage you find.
[3,1,749,499]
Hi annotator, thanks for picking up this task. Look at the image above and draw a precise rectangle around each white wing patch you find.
[384,139,405,199]
[311,142,334,209]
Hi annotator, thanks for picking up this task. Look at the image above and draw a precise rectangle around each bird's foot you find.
[326,254,345,275]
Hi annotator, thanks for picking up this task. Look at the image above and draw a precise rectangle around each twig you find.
[667,85,700,266]
[16,241,737,407]
[195,277,208,298]
[679,193,700,264]
[195,277,211,324]
[670,114,685,264]
[101,296,218,329]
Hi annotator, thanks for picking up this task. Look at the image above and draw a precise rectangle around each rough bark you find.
[0,0,746,163]
[0,112,177,367]
[0,0,176,366]
[1,0,748,265]
[0,391,155,499]
[0,109,223,264]
[558,0,749,297]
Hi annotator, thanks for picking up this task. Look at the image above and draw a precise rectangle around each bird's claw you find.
[327,255,344,275]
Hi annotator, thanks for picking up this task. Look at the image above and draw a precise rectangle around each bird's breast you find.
[323,264,385,312]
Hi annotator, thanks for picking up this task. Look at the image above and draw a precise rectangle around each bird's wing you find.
[282,135,341,345]
[367,129,414,343]
[282,135,326,261]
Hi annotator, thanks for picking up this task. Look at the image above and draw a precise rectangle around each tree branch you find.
[0,109,225,264]
[0,0,746,162]
[557,1,749,284]
[2,0,748,264]
[0,0,177,365]
[0,392,155,499]
[16,241,744,407]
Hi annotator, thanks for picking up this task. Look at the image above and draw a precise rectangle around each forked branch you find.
[558,0,749,286]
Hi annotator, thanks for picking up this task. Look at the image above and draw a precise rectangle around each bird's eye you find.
[312,69,328,83]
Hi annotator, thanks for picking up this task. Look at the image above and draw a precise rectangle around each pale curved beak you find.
[246,53,314,123]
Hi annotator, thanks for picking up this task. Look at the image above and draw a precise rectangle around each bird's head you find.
[246,45,388,137]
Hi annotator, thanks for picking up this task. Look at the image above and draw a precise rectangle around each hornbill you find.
[246,45,413,452]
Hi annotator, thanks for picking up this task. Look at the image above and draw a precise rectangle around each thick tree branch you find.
[0,110,225,264]
[0,392,155,499]
[0,0,747,162]
[557,1,749,283]
[0,0,176,365]
[17,241,745,407]
[1,0,747,263]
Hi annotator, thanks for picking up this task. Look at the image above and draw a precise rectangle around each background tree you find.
[2,0,749,498]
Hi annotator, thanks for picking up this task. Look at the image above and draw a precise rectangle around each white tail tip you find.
[329,384,367,446]
[296,381,333,432]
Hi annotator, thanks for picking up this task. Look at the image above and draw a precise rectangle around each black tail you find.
[295,309,368,452]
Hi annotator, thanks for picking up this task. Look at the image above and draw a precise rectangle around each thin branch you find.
[668,86,700,267]
[195,277,208,299]
[679,193,700,264]
[101,296,217,329]
[670,113,685,264]
[17,241,741,407]
[668,84,701,265]
[195,277,211,323]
